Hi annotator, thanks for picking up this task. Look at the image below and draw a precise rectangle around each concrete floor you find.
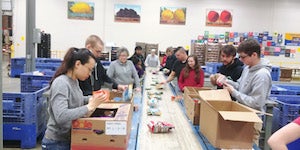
[2,53,42,150]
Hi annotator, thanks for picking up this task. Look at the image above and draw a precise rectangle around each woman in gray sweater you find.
[107,47,141,91]
[41,48,107,150]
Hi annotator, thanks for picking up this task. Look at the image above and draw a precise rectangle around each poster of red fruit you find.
[206,9,232,27]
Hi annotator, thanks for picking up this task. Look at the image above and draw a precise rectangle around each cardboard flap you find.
[219,111,262,123]
[198,89,231,101]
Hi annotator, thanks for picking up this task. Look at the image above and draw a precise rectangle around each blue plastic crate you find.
[10,66,25,78]
[11,58,26,67]
[271,66,280,81]
[273,84,300,95]
[36,62,61,72]
[288,138,300,150]
[271,85,298,95]
[36,58,62,63]
[270,95,300,132]
[20,72,53,92]
[205,62,222,74]
[3,87,48,148]
[4,123,46,149]
[3,86,49,124]
[100,60,111,66]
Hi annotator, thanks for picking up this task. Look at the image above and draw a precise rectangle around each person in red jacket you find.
[178,55,204,91]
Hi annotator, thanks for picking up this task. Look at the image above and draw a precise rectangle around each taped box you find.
[71,103,133,150]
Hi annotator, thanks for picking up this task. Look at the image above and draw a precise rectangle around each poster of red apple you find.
[206,9,232,27]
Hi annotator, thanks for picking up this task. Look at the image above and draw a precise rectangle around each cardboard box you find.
[198,89,231,101]
[184,86,211,96]
[109,84,133,103]
[199,89,262,149]
[183,87,212,125]
[184,94,201,125]
[109,91,133,104]
[71,103,133,150]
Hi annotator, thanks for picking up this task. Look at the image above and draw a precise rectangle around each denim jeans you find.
[41,136,70,150]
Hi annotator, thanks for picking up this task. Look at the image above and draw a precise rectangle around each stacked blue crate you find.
[205,62,222,75]
[36,58,62,64]
[20,72,53,92]
[10,58,26,77]
[3,86,49,149]
[271,66,280,81]
[10,57,61,78]
[271,84,300,133]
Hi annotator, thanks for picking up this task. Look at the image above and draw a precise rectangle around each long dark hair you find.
[50,47,95,85]
[183,55,202,83]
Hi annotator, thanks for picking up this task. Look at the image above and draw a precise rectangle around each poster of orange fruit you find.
[206,9,232,27]
[160,7,186,25]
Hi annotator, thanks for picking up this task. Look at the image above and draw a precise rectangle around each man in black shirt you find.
[79,35,127,96]
[161,47,188,84]
[210,45,244,89]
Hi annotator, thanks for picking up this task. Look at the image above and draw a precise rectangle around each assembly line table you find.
[136,68,204,150]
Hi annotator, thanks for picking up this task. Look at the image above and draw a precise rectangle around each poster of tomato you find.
[206,9,232,27]
[160,7,186,25]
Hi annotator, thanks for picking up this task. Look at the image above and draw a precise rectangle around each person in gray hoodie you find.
[107,47,141,91]
[216,38,272,146]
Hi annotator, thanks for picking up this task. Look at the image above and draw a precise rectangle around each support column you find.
[25,0,36,72]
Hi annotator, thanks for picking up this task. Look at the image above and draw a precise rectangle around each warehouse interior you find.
[1,0,300,150]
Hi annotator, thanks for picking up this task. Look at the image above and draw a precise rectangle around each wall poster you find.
[68,1,94,20]
[114,4,141,23]
[160,7,186,25]
[206,9,232,27]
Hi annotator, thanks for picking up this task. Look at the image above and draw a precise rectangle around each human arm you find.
[130,61,141,88]
[144,55,149,67]
[268,117,300,150]
[161,71,176,84]
[197,69,205,87]
[50,79,106,125]
[106,61,115,79]
[178,70,185,91]
[156,56,160,68]
[224,69,271,110]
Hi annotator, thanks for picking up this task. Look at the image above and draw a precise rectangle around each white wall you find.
[12,0,300,61]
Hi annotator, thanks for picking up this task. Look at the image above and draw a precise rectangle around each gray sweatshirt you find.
[145,54,160,67]
[44,75,90,141]
[227,58,272,112]
[107,60,140,88]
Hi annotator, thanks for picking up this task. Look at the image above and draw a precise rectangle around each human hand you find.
[223,82,234,94]
[117,84,128,92]
[135,87,141,92]
[87,90,108,111]
[216,74,226,86]
[209,74,217,85]
[160,80,167,84]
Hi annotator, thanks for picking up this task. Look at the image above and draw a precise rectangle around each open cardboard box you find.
[198,89,262,149]
[109,84,133,103]
[183,86,212,125]
[71,103,133,150]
